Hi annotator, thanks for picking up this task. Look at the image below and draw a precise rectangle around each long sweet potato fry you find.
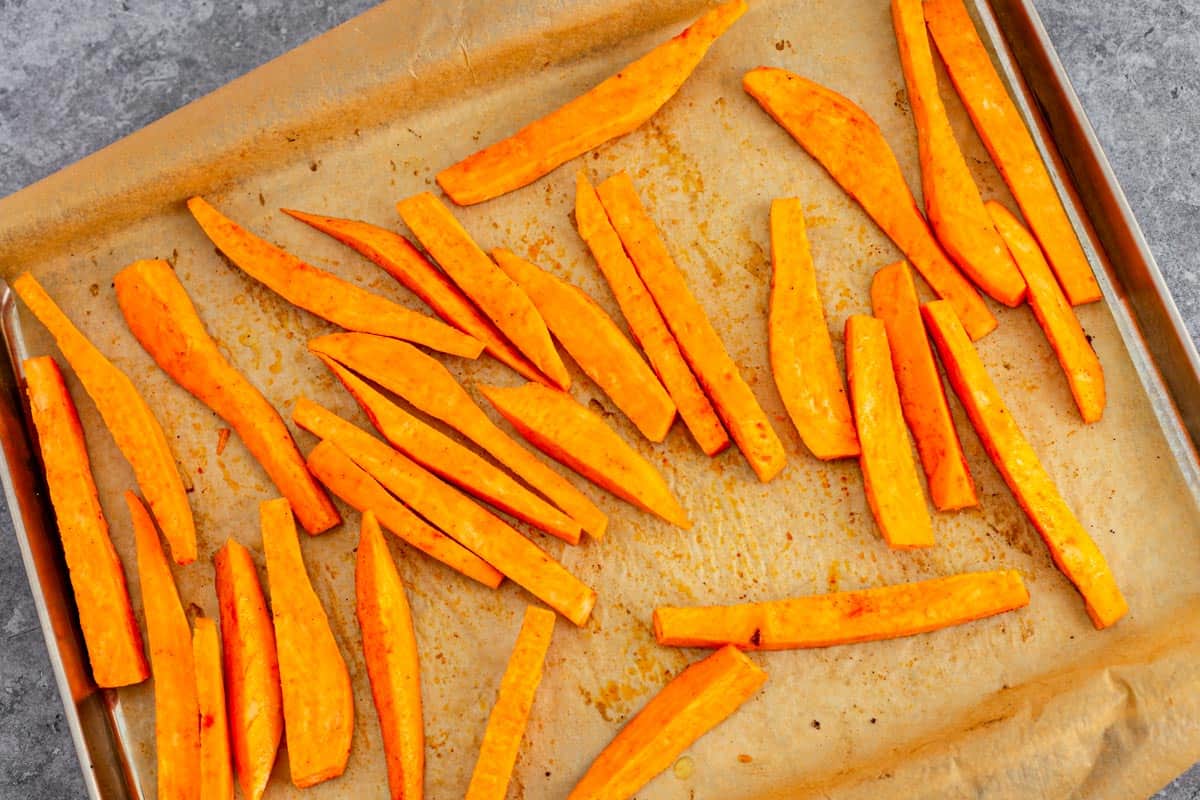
[922,300,1127,628]
[114,258,340,535]
[742,68,997,340]
[23,357,147,687]
[596,172,787,481]
[845,315,935,548]
[653,569,1029,649]
[924,0,1101,306]
[768,199,859,461]
[568,645,766,800]
[186,196,483,358]
[13,273,196,564]
[192,617,234,800]
[465,606,555,800]
[436,0,748,205]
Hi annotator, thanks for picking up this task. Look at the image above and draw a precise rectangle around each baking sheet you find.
[3,0,1200,798]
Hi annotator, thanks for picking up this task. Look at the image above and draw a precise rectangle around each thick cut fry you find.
[309,332,608,538]
[192,618,234,800]
[568,645,766,800]
[742,68,997,340]
[260,498,354,787]
[492,248,676,442]
[924,0,1101,306]
[987,202,1105,423]
[768,199,859,460]
[596,173,787,481]
[465,606,555,800]
[23,357,147,687]
[891,0,1025,307]
[479,383,691,529]
[186,196,483,358]
[870,262,977,510]
[575,171,729,455]
[396,193,567,387]
[13,273,196,563]
[436,0,748,204]
[114,259,339,535]
[653,570,1029,649]
[127,491,200,800]
[356,511,424,800]
[845,315,935,547]
[922,301,1127,627]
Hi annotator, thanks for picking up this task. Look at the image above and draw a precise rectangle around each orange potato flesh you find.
[192,617,234,800]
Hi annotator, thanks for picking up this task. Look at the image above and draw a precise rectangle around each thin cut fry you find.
[192,617,234,800]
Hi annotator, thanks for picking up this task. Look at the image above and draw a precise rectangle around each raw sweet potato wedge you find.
[596,172,787,481]
[192,617,234,800]
[114,258,340,535]
[924,0,1101,305]
[742,68,997,340]
[23,356,147,688]
[567,645,766,800]
[653,569,1029,649]
[923,300,1127,627]
[768,199,859,461]
[13,273,196,564]
[845,315,935,548]
[479,383,691,529]
[186,196,483,359]
[870,261,977,510]
[436,0,748,205]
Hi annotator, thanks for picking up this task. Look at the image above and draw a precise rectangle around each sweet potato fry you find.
[192,617,234,800]
[114,259,339,535]
[596,172,787,481]
[575,171,729,455]
[259,498,354,787]
[923,301,1126,627]
[491,248,676,442]
[742,68,997,340]
[309,332,608,538]
[653,569,1029,649]
[23,356,147,688]
[396,193,568,387]
[356,511,424,800]
[924,0,1101,306]
[186,196,483,359]
[986,201,1105,423]
[768,199,859,461]
[845,315,935,548]
[13,273,196,564]
[436,0,748,205]
[465,606,555,800]
[870,262,977,510]
[567,645,766,800]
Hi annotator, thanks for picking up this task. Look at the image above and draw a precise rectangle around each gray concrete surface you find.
[1,1,1198,797]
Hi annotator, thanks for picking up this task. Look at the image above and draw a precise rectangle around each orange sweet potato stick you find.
[114,259,340,535]
[923,300,1127,627]
[575,171,729,455]
[479,383,691,529]
[768,199,860,461]
[465,606,556,800]
[13,273,196,564]
[742,68,997,340]
[845,315,935,548]
[23,356,147,687]
[653,569,1029,649]
[870,262,977,510]
[259,498,354,787]
[986,201,1105,423]
[567,645,766,800]
[596,172,787,481]
[436,0,748,205]
[924,0,1101,306]
[356,511,424,800]
[186,196,483,359]
[192,618,234,800]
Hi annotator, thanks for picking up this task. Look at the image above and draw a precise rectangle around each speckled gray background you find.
[1,1,1198,798]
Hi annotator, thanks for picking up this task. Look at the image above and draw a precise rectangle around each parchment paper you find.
[3,1,1200,798]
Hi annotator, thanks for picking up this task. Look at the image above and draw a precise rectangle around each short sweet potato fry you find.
[192,617,234,800]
